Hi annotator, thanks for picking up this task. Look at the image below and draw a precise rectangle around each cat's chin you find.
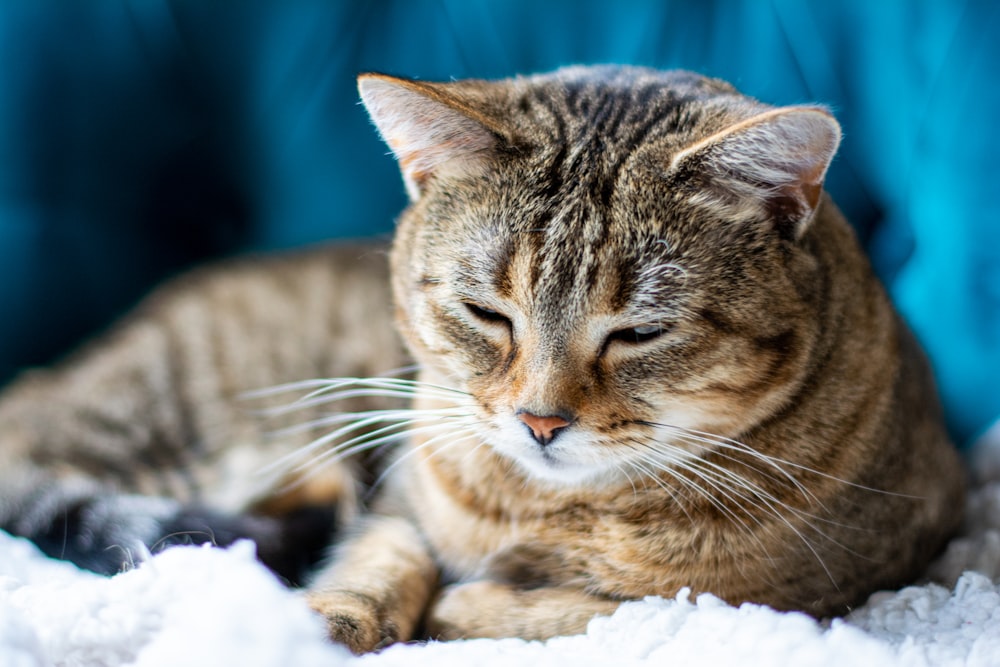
[504,452,623,489]
[483,426,626,489]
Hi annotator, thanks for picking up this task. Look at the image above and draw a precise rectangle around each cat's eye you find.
[463,302,511,327]
[606,323,669,345]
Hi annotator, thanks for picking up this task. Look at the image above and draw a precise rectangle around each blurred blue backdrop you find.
[0,0,996,444]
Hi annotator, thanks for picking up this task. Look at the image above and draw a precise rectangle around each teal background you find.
[0,0,996,444]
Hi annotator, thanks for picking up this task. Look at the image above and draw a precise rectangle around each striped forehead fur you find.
[473,70,750,322]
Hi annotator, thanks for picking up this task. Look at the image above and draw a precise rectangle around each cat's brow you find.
[455,229,516,297]
[619,254,692,320]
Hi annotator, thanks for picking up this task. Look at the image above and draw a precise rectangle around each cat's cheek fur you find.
[392,281,502,385]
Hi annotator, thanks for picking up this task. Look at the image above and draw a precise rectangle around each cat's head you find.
[359,66,841,486]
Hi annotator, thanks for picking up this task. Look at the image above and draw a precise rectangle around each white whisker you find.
[303,418,477,473]
[259,409,449,476]
[633,448,760,535]
[623,456,694,524]
[250,382,469,417]
[644,422,817,504]
[645,421,915,500]
[267,406,469,440]
[623,432,848,585]
[374,426,482,488]
[251,375,478,490]
[614,462,641,500]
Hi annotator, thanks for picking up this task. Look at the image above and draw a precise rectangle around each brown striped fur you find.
[0,67,965,653]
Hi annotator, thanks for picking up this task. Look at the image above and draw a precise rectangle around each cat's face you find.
[362,67,840,486]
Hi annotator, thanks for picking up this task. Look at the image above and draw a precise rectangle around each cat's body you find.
[0,66,965,653]
[0,243,405,579]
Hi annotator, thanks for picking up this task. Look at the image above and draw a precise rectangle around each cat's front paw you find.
[426,580,510,640]
[427,580,621,641]
[306,590,399,654]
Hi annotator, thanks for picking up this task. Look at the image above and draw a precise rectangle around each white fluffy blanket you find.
[3,423,999,667]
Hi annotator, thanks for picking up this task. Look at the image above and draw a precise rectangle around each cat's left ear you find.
[668,107,841,239]
[358,73,499,201]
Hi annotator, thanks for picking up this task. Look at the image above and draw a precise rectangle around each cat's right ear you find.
[358,74,499,201]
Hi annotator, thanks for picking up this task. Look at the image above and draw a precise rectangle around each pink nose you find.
[517,411,571,446]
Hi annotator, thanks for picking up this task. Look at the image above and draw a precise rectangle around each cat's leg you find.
[426,581,620,641]
[305,515,438,654]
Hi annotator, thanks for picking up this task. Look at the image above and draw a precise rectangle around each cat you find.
[0,66,966,654]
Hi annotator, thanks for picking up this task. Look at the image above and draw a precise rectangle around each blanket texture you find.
[2,423,998,667]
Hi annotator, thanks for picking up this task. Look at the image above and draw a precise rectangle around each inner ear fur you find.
[668,106,842,238]
[358,73,501,201]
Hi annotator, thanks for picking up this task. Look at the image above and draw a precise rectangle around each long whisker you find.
[613,461,641,501]
[632,447,762,535]
[374,426,481,489]
[657,436,880,586]
[622,455,694,524]
[259,407,466,476]
[640,421,817,502]
[240,364,417,397]
[641,421,916,500]
[250,383,469,418]
[304,418,477,472]
[638,435,855,531]
[268,411,479,497]
[244,376,469,403]
[249,372,476,465]
[267,406,470,440]
[625,448,778,562]
[624,436,846,584]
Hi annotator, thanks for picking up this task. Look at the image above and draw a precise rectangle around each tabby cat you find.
[0,66,966,653]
